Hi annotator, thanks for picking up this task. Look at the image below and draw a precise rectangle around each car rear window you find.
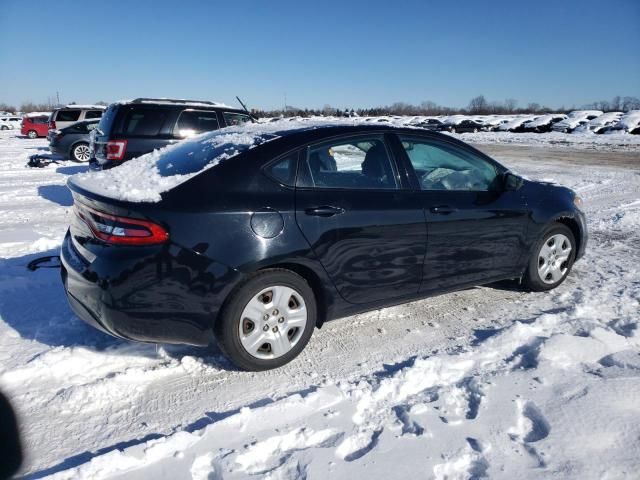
[175,110,220,137]
[56,110,81,122]
[122,108,169,136]
[96,104,117,135]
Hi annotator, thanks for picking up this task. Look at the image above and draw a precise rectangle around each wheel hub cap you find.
[537,233,572,284]
[238,285,307,359]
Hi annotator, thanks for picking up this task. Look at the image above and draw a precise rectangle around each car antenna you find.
[236,96,257,121]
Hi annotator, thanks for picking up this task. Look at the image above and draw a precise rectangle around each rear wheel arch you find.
[213,262,328,333]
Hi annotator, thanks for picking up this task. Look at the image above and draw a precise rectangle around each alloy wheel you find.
[73,144,90,162]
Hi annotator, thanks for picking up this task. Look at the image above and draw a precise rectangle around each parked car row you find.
[359,110,640,135]
[11,102,640,167]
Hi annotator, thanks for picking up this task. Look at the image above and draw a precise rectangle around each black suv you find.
[90,98,252,169]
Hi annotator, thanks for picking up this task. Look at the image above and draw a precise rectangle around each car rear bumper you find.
[60,230,239,347]
[49,145,65,157]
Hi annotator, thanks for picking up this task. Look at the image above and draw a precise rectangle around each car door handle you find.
[430,205,458,215]
[305,206,345,217]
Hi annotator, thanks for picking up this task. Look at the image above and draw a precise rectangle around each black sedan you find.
[447,120,486,133]
[49,120,99,162]
[61,123,587,370]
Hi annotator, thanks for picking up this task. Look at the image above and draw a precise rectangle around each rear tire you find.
[523,223,576,291]
[71,142,90,162]
[27,130,38,139]
[214,269,317,371]
[0,125,8,131]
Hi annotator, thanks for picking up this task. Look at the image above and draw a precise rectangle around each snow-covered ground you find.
[0,129,639,479]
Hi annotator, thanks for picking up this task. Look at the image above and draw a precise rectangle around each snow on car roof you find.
[497,115,538,130]
[24,111,51,117]
[618,110,640,129]
[566,110,603,118]
[61,105,106,109]
[586,111,623,127]
[70,119,366,203]
[114,98,234,109]
[523,114,567,128]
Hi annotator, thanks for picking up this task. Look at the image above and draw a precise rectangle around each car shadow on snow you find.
[56,165,89,176]
[37,185,73,207]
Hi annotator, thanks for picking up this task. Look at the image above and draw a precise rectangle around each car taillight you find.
[49,120,56,130]
[106,140,127,161]
[74,203,169,246]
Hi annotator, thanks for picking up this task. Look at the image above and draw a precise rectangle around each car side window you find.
[56,110,81,122]
[85,110,103,119]
[298,136,398,190]
[123,108,169,136]
[175,110,220,137]
[264,151,298,186]
[223,112,251,126]
[398,136,499,191]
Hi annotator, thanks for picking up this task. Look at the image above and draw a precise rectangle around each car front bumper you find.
[575,209,588,260]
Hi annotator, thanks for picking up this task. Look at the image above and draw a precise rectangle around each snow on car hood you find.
[70,119,361,203]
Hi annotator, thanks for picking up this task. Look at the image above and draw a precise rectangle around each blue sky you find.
[1,0,638,110]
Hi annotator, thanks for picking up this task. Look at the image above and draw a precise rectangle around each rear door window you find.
[56,110,81,122]
[85,110,103,119]
[298,135,398,190]
[175,110,220,137]
[122,108,169,136]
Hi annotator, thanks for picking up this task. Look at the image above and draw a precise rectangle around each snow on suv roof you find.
[60,105,106,109]
[115,98,234,109]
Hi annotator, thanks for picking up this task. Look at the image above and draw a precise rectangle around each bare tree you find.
[622,96,640,112]
[504,98,517,113]
[0,103,17,113]
[468,95,488,114]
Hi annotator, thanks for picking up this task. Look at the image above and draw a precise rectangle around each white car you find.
[0,116,22,130]
[600,110,640,134]
[552,110,603,133]
[574,112,623,134]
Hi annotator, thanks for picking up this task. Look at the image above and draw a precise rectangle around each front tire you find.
[523,223,576,291]
[71,142,90,162]
[215,269,317,371]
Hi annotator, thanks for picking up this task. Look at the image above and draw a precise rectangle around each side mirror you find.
[503,172,524,191]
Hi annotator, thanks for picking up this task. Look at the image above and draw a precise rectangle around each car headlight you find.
[573,195,583,209]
